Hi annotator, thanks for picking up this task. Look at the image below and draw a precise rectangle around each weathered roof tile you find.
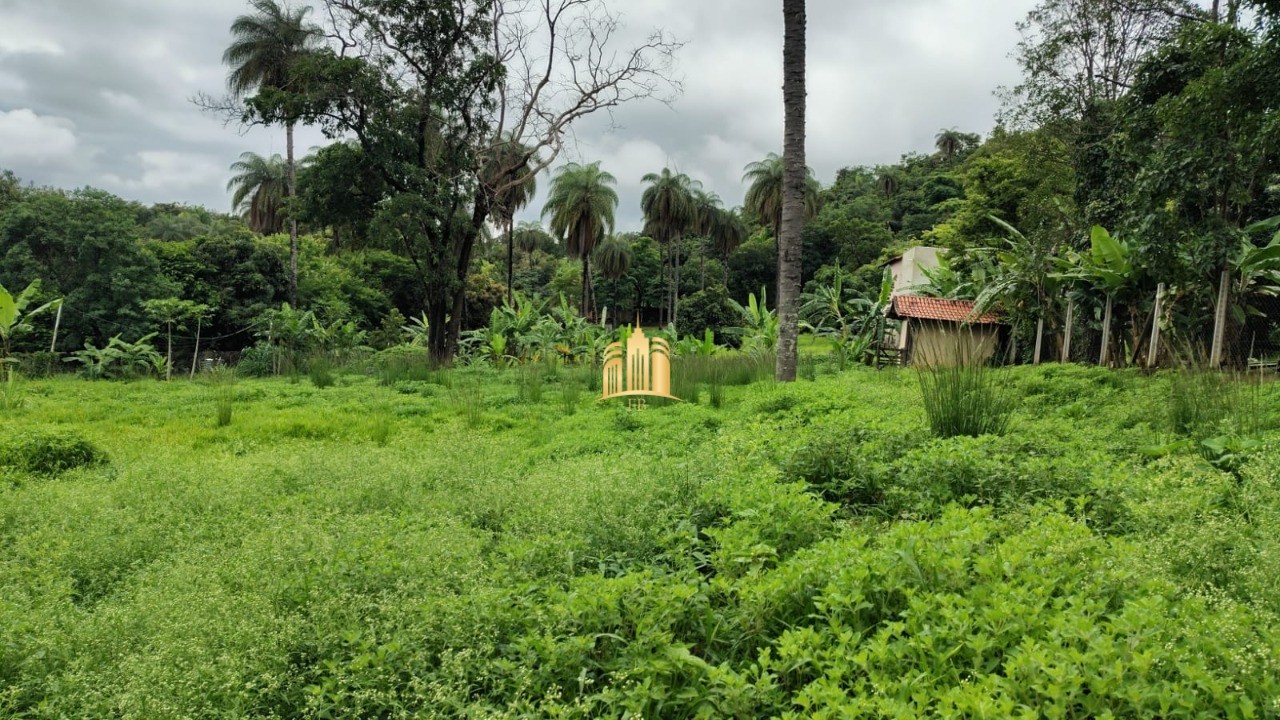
[889,295,1002,324]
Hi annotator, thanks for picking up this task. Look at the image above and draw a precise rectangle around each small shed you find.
[888,295,1005,367]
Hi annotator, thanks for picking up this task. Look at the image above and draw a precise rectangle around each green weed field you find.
[3,365,1280,718]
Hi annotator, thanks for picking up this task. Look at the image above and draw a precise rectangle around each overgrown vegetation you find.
[2,366,1279,716]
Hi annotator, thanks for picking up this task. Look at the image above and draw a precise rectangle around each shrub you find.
[17,351,61,378]
[236,342,275,377]
[780,433,884,507]
[674,284,738,344]
[374,345,440,386]
[0,430,106,476]
[918,362,1014,438]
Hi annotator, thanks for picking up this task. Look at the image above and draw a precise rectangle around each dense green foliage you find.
[2,365,1279,716]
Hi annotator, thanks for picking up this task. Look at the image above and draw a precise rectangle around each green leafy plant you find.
[728,288,779,352]
[0,429,105,477]
[64,334,164,380]
[0,279,61,382]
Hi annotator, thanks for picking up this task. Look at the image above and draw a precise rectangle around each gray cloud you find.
[0,0,1036,228]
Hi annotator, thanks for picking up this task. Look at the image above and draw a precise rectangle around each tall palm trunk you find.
[506,217,515,306]
[777,0,806,382]
[582,254,593,322]
[672,234,682,326]
[658,240,669,326]
[286,121,299,306]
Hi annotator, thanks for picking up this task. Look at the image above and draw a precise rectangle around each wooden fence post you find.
[1209,269,1231,368]
[1099,295,1113,367]
[1061,298,1075,363]
[1147,283,1164,368]
[49,302,63,353]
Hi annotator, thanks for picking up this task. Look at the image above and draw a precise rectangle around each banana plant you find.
[1233,216,1280,322]
[1054,225,1137,365]
[0,280,61,381]
[674,328,723,357]
[65,334,163,379]
[401,312,431,347]
[729,287,779,352]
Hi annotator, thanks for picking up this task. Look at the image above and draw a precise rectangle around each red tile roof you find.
[889,295,1003,324]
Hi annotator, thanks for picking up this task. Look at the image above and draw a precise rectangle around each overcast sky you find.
[0,0,1038,231]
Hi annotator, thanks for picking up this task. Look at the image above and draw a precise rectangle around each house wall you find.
[909,321,1001,367]
[888,246,944,296]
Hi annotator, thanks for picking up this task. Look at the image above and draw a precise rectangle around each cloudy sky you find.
[0,0,1038,230]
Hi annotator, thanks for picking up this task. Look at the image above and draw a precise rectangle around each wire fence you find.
[1017,280,1280,372]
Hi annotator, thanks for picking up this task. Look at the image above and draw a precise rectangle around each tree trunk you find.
[166,326,173,381]
[506,217,515,306]
[666,238,674,327]
[777,0,807,383]
[672,235,682,327]
[581,254,592,322]
[433,192,495,365]
[286,121,299,307]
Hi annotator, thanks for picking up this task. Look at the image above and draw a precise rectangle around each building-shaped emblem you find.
[601,326,678,403]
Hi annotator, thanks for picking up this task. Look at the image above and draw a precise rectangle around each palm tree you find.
[486,137,539,306]
[223,0,322,306]
[641,168,696,326]
[709,208,749,255]
[934,128,966,163]
[778,0,807,382]
[513,221,550,269]
[742,152,820,241]
[227,152,287,234]
[595,234,635,323]
[595,235,633,281]
[877,171,899,198]
[542,163,618,320]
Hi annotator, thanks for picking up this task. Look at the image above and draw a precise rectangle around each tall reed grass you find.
[917,361,1014,438]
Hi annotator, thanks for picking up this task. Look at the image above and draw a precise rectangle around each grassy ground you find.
[2,362,1279,717]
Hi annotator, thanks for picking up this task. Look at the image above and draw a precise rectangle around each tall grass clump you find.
[369,415,394,446]
[450,383,484,427]
[671,352,774,401]
[375,347,441,386]
[918,360,1014,438]
[559,381,583,416]
[1,370,24,412]
[208,366,237,427]
[1168,367,1262,438]
[516,364,544,404]
[307,356,336,388]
